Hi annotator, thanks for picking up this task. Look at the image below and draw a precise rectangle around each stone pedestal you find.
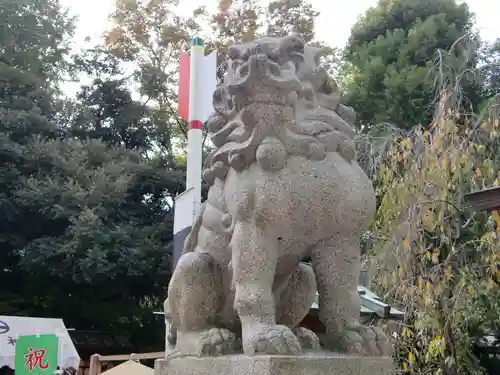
[155,353,396,375]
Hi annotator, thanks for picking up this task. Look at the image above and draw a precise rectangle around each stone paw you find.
[176,328,240,357]
[245,324,302,355]
[330,324,391,356]
[293,327,321,350]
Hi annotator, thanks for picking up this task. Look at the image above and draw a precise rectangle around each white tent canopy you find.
[100,361,153,375]
[0,316,80,370]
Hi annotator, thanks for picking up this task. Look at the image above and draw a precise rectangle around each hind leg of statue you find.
[232,220,302,356]
[167,252,240,356]
[276,262,321,350]
[311,236,391,356]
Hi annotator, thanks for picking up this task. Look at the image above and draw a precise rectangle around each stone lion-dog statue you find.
[165,35,390,358]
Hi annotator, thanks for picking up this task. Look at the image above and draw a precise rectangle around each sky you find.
[61,0,500,48]
[59,0,500,95]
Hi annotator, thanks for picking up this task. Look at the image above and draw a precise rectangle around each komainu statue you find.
[165,36,390,358]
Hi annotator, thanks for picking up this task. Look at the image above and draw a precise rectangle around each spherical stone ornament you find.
[256,138,288,171]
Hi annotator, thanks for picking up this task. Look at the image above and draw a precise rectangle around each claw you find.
[175,328,240,357]
[325,324,391,356]
[293,327,321,350]
[245,325,301,356]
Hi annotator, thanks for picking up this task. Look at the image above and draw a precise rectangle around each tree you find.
[0,0,184,351]
[366,90,500,374]
[0,0,75,314]
[480,38,500,103]
[13,135,181,350]
[103,0,332,164]
[0,0,74,86]
[211,0,319,44]
[265,0,318,43]
[210,0,323,79]
[343,0,481,130]
[104,0,206,160]
[72,78,153,153]
[207,0,349,94]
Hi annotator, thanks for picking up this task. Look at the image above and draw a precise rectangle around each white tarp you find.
[0,316,80,370]
[100,360,153,375]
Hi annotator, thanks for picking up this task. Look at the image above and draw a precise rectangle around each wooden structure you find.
[463,186,500,212]
[463,187,500,374]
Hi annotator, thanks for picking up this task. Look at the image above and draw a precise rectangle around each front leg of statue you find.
[232,219,302,356]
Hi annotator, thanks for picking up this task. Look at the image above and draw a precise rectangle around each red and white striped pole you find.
[173,36,215,271]
[186,36,205,217]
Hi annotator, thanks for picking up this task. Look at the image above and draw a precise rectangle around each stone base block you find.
[154,352,396,375]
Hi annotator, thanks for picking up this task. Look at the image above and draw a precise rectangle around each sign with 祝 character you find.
[15,334,58,375]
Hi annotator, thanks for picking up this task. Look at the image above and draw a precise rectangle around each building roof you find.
[309,285,405,320]
[68,330,134,358]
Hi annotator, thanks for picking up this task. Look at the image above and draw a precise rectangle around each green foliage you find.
[1,0,73,313]
[347,0,473,55]
[72,78,154,153]
[0,0,185,352]
[480,38,500,101]
[0,0,74,85]
[369,93,500,374]
[343,0,481,130]
[11,136,179,346]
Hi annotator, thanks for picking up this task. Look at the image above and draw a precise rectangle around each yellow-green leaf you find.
[402,237,411,250]
[408,351,415,364]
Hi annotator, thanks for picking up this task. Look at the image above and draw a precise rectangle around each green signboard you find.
[15,334,58,375]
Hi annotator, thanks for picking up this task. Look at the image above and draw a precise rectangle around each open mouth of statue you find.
[302,111,357,139]
[311,127,333,136]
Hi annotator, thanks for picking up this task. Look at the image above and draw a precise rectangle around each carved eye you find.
[322,81,333,94]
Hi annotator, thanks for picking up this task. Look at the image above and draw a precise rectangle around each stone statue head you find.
[203,36,358,185]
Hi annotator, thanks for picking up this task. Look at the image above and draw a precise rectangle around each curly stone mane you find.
[202,36,358,187]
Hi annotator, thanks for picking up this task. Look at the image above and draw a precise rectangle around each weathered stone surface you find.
[165,35,391,359]
[155,354,396,375]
